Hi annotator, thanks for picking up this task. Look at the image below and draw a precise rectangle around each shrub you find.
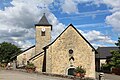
[75,66,86,74]
[25,63,36,69]
[101,64,111,73]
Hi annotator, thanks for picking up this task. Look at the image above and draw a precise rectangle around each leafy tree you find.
[109,37,120,68]
[115,37,120,49]
[0,42,22,63]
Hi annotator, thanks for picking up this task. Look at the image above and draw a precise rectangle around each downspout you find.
[42,47,46,72]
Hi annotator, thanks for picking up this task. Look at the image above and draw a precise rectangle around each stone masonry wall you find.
[31,54,44,72]
[46,25,95,78]
[35,26,51,54]
[17,47,35,66]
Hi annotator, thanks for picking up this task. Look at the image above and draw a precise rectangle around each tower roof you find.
[36,13,51,26]
[35,13,52,30]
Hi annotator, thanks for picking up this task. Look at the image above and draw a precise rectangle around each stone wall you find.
[46,25,95,78]
[35,26,51,54]
[30,54,44,72]
[17,47,35,66]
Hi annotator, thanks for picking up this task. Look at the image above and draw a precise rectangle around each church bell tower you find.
[35,13,52,54]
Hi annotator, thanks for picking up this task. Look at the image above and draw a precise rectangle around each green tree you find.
[115,37,120,49]
[0,42,22,63]
[109,37,120,68]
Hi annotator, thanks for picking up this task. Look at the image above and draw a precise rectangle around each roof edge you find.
[18,45,35,56]
[22,45,35,53]
[35,24,52,30]
[44,23,97,53]
[29,51,44,61]
[35,24,52,26]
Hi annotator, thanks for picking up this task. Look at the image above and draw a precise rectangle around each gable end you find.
[44,24,97,53]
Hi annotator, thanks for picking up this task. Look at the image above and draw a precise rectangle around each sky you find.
[0,0,120,50]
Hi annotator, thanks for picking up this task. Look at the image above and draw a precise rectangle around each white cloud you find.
[61,0,78,14]
[80,0,120,35]
[88,0,120,34]
[79,30,116,47]
[0,0,65,49]
[59,0,106,14]
[14,40,33,50]
[53,0,119,14]
[75,23,105,28]
[59,0,120,35]
[103,0,120,9]
[0,0,119,49]
[102,0,120,34]
[91,43,105,49]
[85,30,115,44]
[48,13,65,40]
[106,12,120,32]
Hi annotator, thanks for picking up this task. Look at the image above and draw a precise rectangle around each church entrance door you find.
[68,68,75,75]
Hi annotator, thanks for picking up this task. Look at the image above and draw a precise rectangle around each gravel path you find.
[0,70,72,80]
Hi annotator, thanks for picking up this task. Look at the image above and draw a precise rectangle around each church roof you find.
[35,13,52,26]
[22,45,35,53]
[29,51,44,61]
[96,47,119,59]
[43,24,97,53]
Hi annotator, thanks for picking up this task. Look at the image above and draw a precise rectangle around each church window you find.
[69,49,73,54]
[69,56,74,61]
[41,31,45,36]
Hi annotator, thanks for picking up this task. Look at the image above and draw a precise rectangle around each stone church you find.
[17,14,96,78]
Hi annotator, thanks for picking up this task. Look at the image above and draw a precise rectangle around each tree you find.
[0,42,22,63]
[115,37,120,49]
[109,37,120,68]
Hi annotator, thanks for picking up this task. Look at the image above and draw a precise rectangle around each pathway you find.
[0,70,72,80]
[96,72,120,80]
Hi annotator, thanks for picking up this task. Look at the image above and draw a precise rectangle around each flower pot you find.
[75,73,85,78]
[76,73,80,77]
[74,66,86,78]
[26,67,36,73]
